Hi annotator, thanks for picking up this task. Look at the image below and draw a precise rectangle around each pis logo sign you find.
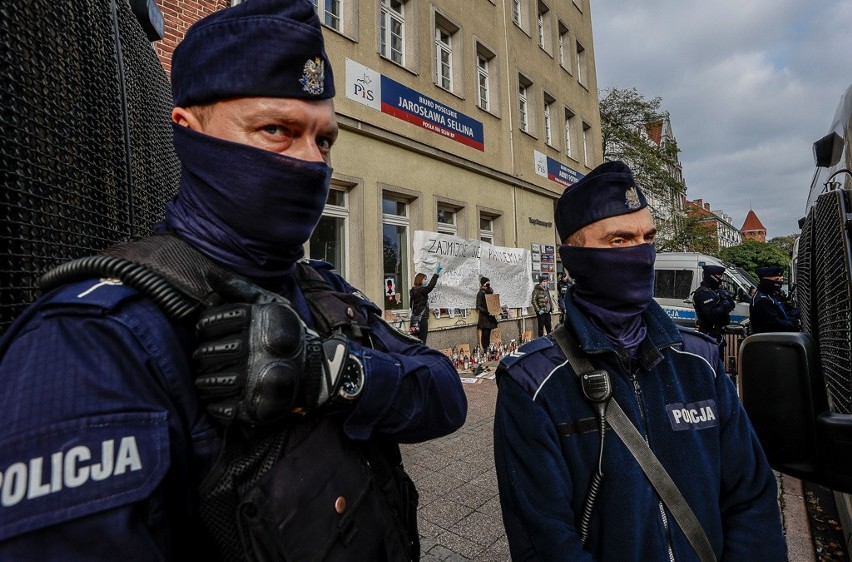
[346,59,382,111]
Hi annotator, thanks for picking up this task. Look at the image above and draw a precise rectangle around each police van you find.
[653,252,754,327]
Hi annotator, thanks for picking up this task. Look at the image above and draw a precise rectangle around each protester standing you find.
[476,276,498,351]
[531,276,554,337]
[409,265,440,344]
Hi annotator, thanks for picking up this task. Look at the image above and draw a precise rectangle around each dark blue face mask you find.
[559,243,656,351]
[165,123,332,282]
[758,278,783,295]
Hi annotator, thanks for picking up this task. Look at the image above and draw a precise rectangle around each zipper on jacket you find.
[630,369,677,561]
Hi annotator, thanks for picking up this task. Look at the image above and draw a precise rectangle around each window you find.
[576,40,588,86]
[382,195,409,310]
[475,42,497,112]
[654,269,694,299]
[312,0,341,31]
[536,1,550,53]
[435,26,452,90]
[518,74,533,133]
[380,0,405,65]
[437,205,458,235]
[310,188,348,274]
[558,21,570,70]
[512,0,522,26]
[582,121,591,166]
[543,93,555,146]
[477,55,489,110]
[480,214,495,244]
[564,107,575,158]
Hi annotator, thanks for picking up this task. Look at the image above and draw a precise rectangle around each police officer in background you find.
[556,271,572,325]
[692,264,736,349]
[0,2,466,560]
[493,161,785,561]
[750,264,800,333]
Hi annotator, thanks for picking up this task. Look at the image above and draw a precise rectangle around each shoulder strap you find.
[551,324,717,562]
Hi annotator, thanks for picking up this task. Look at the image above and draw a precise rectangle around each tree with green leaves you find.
[720,239,792,279]
[600,87,687,250]
[656,209,719,255]
[768,234,798,258]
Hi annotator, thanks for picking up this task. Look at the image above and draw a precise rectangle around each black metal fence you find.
[1,0,179,333]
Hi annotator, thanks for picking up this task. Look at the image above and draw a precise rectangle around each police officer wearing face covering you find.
[750,265,800,334]
[0,2,466,560]
[693,264,736,344]
[493,161,786,561]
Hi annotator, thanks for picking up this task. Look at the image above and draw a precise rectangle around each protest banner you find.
[412,231,533,309]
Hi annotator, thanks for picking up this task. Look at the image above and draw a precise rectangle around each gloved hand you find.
[436,262,443,274]
[538,309,545,315]
[193,277,352,427]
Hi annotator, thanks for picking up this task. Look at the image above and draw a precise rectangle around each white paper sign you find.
[412,231,533,309]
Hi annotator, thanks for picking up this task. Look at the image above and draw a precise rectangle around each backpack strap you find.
[294,261,373,343]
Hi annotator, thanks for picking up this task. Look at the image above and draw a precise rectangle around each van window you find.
[654,269,693,299]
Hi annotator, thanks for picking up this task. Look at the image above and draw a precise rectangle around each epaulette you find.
[676,324,718,345]
[41,278,140,313]
[500,336,553,369]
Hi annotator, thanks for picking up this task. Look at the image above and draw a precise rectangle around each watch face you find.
[339,355,364,400]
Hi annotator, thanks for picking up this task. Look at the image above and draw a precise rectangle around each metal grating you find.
[811,189,852,414]
[797,205,814,335]
[0,0,179,333]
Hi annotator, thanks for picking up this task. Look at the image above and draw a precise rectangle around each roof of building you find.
[741,209,766,232]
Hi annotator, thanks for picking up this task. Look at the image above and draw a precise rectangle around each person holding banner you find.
[409,266,441,343]
[476,276,498,350]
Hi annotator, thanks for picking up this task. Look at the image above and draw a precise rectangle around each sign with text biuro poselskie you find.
[345,59,485,151]
[534,150,584,187]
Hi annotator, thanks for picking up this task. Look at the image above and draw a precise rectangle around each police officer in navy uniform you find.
[692,264,736,349]
[493,161,786,561]
[750,265,800,333]
[0,2,466,560]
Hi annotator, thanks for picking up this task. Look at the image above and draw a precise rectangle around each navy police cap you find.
[171,0,335,107]
[555,161,648,243]
[756,265,784,278]
[703,265,726,276]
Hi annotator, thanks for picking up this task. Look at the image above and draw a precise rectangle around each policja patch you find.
[665,399,719,431]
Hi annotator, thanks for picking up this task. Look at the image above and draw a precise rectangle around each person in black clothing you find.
[750,265,800,333]
[409,267,440,343]
[556,271,572,325]
[476,276,498,350]
[693,264,736,346]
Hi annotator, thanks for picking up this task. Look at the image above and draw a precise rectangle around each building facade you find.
[154,0,602,343]
[741,209,768,242]
[685,198,743,251]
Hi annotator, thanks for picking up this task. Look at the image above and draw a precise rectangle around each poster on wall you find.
[412,231,533,309]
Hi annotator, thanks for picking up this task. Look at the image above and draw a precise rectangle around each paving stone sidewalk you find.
[401,368,823,562]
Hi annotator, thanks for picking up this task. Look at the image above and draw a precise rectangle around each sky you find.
[590,0,852,238]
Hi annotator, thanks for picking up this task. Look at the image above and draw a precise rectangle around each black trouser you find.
[417,313,429,344]
[536,312,552,337]
[480,328,491,350]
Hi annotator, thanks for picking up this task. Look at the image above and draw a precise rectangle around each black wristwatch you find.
[338,353,365,400]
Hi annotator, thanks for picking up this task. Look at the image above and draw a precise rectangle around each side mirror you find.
[740,333,852,493]
[813,131,844,168]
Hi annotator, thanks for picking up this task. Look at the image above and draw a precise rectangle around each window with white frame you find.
[512,0,522,26]
[380,0,405,65]
[543,93,555,146]
[558,21,570,71]
[536,1,550,53]
[479,213,496,244]
[518,74,533,133]
[310,188,348,275]
[564,107,575,159]
[382,195,409,310]
[475,42,497,112]
[312,0,341,31]
[576,40,588,86]
[435,25,452,90]
[437,205,458,235]
[582,121,591,166]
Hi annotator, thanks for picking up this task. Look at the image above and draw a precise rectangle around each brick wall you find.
[155,0,230,74]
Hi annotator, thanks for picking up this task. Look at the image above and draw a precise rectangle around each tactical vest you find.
[41,233,420,562]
